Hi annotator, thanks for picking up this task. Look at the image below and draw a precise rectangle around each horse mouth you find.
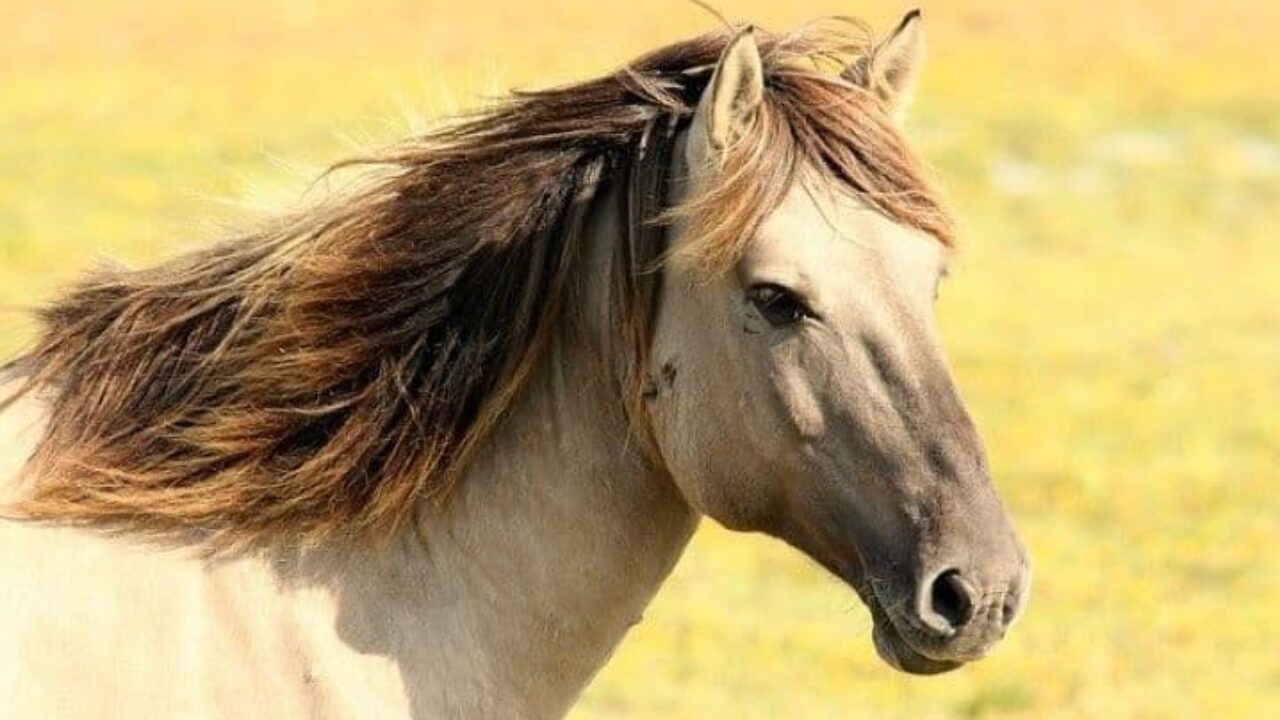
[870,619,963,675]
[857,579,966,675]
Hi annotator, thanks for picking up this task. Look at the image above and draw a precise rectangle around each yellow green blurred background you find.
[2,1,1277,717]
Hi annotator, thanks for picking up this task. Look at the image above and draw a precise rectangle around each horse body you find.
[0,35,705,719]
[0,203,695,717]
[0,14,1029,719]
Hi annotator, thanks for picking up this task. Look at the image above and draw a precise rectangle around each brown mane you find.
[0,19,956,549]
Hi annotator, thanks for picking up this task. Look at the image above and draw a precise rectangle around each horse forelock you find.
[4,17,956,550]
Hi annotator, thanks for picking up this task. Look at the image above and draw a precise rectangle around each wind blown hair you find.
[1,19,956,549]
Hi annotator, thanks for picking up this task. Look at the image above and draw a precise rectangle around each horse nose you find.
[920,568,977,634]
[917,565,1028,636]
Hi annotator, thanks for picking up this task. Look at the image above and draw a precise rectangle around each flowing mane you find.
[0,19,955,549]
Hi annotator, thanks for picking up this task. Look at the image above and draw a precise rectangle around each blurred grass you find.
[2,1,1278,717]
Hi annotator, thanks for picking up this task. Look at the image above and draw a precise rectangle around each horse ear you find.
[845,9,925,121]
[687,26,765,168]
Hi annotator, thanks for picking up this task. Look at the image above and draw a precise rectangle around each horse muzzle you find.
[866,557,1032,674]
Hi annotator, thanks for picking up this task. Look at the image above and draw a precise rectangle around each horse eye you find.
[747,283,815,327]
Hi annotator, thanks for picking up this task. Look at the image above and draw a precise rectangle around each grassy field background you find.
[2,1,1277,717]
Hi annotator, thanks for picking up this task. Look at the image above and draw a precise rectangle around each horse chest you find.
[0,524,417,720]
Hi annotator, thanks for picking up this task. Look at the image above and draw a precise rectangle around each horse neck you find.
[303,180,698,717]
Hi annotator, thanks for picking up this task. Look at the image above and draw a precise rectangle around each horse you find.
[0,12,1029,719]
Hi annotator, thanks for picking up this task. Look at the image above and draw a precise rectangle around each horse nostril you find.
[929,569,976,631]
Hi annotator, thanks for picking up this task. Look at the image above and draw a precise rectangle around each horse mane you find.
[0,19,956,549]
